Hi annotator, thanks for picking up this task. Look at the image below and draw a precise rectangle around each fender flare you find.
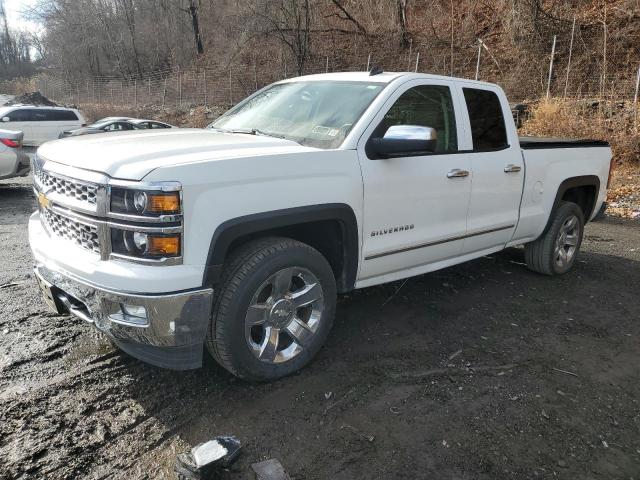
[202,203,359,292]
[544,175,600,233]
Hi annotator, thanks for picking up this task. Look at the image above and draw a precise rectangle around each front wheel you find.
[206,237,336,381]
[524,201,585,275]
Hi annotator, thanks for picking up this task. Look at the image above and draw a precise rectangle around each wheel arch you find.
[544,175,600,233]
[203,204,359,293]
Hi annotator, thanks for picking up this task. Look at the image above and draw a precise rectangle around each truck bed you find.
[519,137,609,150]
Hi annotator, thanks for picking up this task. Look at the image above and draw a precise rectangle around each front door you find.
[357,81,472,284]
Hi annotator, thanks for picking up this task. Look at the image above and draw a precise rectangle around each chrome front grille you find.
[41,207,101,254]
[35,169,97,206]
[32,155,183,265]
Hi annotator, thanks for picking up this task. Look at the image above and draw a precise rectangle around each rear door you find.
[456,84,524,254]
[357,80,472,283]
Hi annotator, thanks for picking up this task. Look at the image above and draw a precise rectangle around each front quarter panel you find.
[142,149,364,275]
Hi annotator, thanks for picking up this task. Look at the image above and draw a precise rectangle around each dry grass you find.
[520,99,639,219]
[0,77,38,96]
[520,99,639,166]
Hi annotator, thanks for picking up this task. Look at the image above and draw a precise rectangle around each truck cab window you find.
[379,85,458,153]
[463,88,508,151]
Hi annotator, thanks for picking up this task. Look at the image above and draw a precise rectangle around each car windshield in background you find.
[87,121,110,129]
[210,81,386,149]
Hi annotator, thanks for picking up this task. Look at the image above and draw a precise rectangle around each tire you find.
[206,237,337,381]
[524,201,585,275]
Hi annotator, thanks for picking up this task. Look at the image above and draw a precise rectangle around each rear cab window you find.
[462,88,508,151]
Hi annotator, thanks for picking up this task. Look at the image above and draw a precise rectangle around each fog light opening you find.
[108,303,149,326]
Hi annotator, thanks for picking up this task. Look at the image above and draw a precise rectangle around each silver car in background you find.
[0,129,30,180]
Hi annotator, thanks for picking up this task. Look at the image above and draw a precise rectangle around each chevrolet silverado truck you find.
[29,72,612,381]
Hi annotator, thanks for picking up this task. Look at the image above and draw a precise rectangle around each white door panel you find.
[463,148,523,252]
[357,79,472,282]
[455,83,524,253]
[359,153,471,279]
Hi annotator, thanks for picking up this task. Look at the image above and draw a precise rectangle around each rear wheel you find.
[524,201,584,275]
[206,237,336,381]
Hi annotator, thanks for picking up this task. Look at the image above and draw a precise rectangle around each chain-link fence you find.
[22,20,640,109]
[32,62,640,111]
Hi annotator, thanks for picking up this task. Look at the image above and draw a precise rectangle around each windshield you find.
[210,81,386,149]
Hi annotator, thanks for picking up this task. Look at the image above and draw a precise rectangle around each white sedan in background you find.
[129,119,174,129]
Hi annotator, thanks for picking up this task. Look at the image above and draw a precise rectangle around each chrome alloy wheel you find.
[553,214,581,269]
[244,267,324,364]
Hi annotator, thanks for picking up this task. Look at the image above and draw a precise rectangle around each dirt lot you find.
[1,177,639,480]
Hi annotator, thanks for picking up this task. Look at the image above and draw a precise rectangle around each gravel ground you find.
[1,178,639,480]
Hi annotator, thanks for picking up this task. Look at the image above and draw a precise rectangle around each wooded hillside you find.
[5,0,640,100]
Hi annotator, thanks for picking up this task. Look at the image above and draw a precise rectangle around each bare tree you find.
[329,0,367,36]
[181,0,204,55]
[256,0,312,76]
[115,0,143,76]
[396,0,409,48]
[0,0,35,79]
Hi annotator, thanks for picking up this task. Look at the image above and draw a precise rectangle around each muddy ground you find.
[0,177,639,480]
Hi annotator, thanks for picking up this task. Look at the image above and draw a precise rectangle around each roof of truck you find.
[277,71,497,87]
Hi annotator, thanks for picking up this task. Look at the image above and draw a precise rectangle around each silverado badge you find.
[37,192,50,210]
[370,224,414,237]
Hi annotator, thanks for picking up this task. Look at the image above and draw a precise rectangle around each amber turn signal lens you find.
[147,235,180,256]
[147,192,180,214]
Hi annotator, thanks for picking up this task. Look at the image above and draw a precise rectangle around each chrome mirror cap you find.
[383,125,437,141]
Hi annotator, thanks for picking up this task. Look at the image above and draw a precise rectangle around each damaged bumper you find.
[34,263,213,370]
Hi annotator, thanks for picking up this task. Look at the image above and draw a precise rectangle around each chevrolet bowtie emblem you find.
[37,192,50,209]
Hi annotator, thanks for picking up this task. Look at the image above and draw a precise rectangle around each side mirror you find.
[1,117,10,122]
[369,125,437,159]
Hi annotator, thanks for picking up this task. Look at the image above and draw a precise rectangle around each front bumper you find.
[34,263,213,370]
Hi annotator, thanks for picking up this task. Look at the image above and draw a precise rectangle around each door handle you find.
[504,164,522,173]
[447,169,470,178]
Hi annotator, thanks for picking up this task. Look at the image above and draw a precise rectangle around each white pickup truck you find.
[29,72,612,380]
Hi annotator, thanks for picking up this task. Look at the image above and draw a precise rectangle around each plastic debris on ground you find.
[175,436,241,480]
[251,458,291,480]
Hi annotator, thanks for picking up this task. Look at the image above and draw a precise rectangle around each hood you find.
[38,128,312,180]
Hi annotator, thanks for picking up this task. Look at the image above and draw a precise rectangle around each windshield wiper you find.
[214,127,287,140]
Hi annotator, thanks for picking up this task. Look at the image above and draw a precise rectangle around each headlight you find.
[110,187,180,216]
[111,229,181,259]
[107,182,183,264]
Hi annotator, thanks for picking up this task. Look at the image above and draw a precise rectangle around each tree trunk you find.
[397,0,410,48]
[188,0,204,55]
